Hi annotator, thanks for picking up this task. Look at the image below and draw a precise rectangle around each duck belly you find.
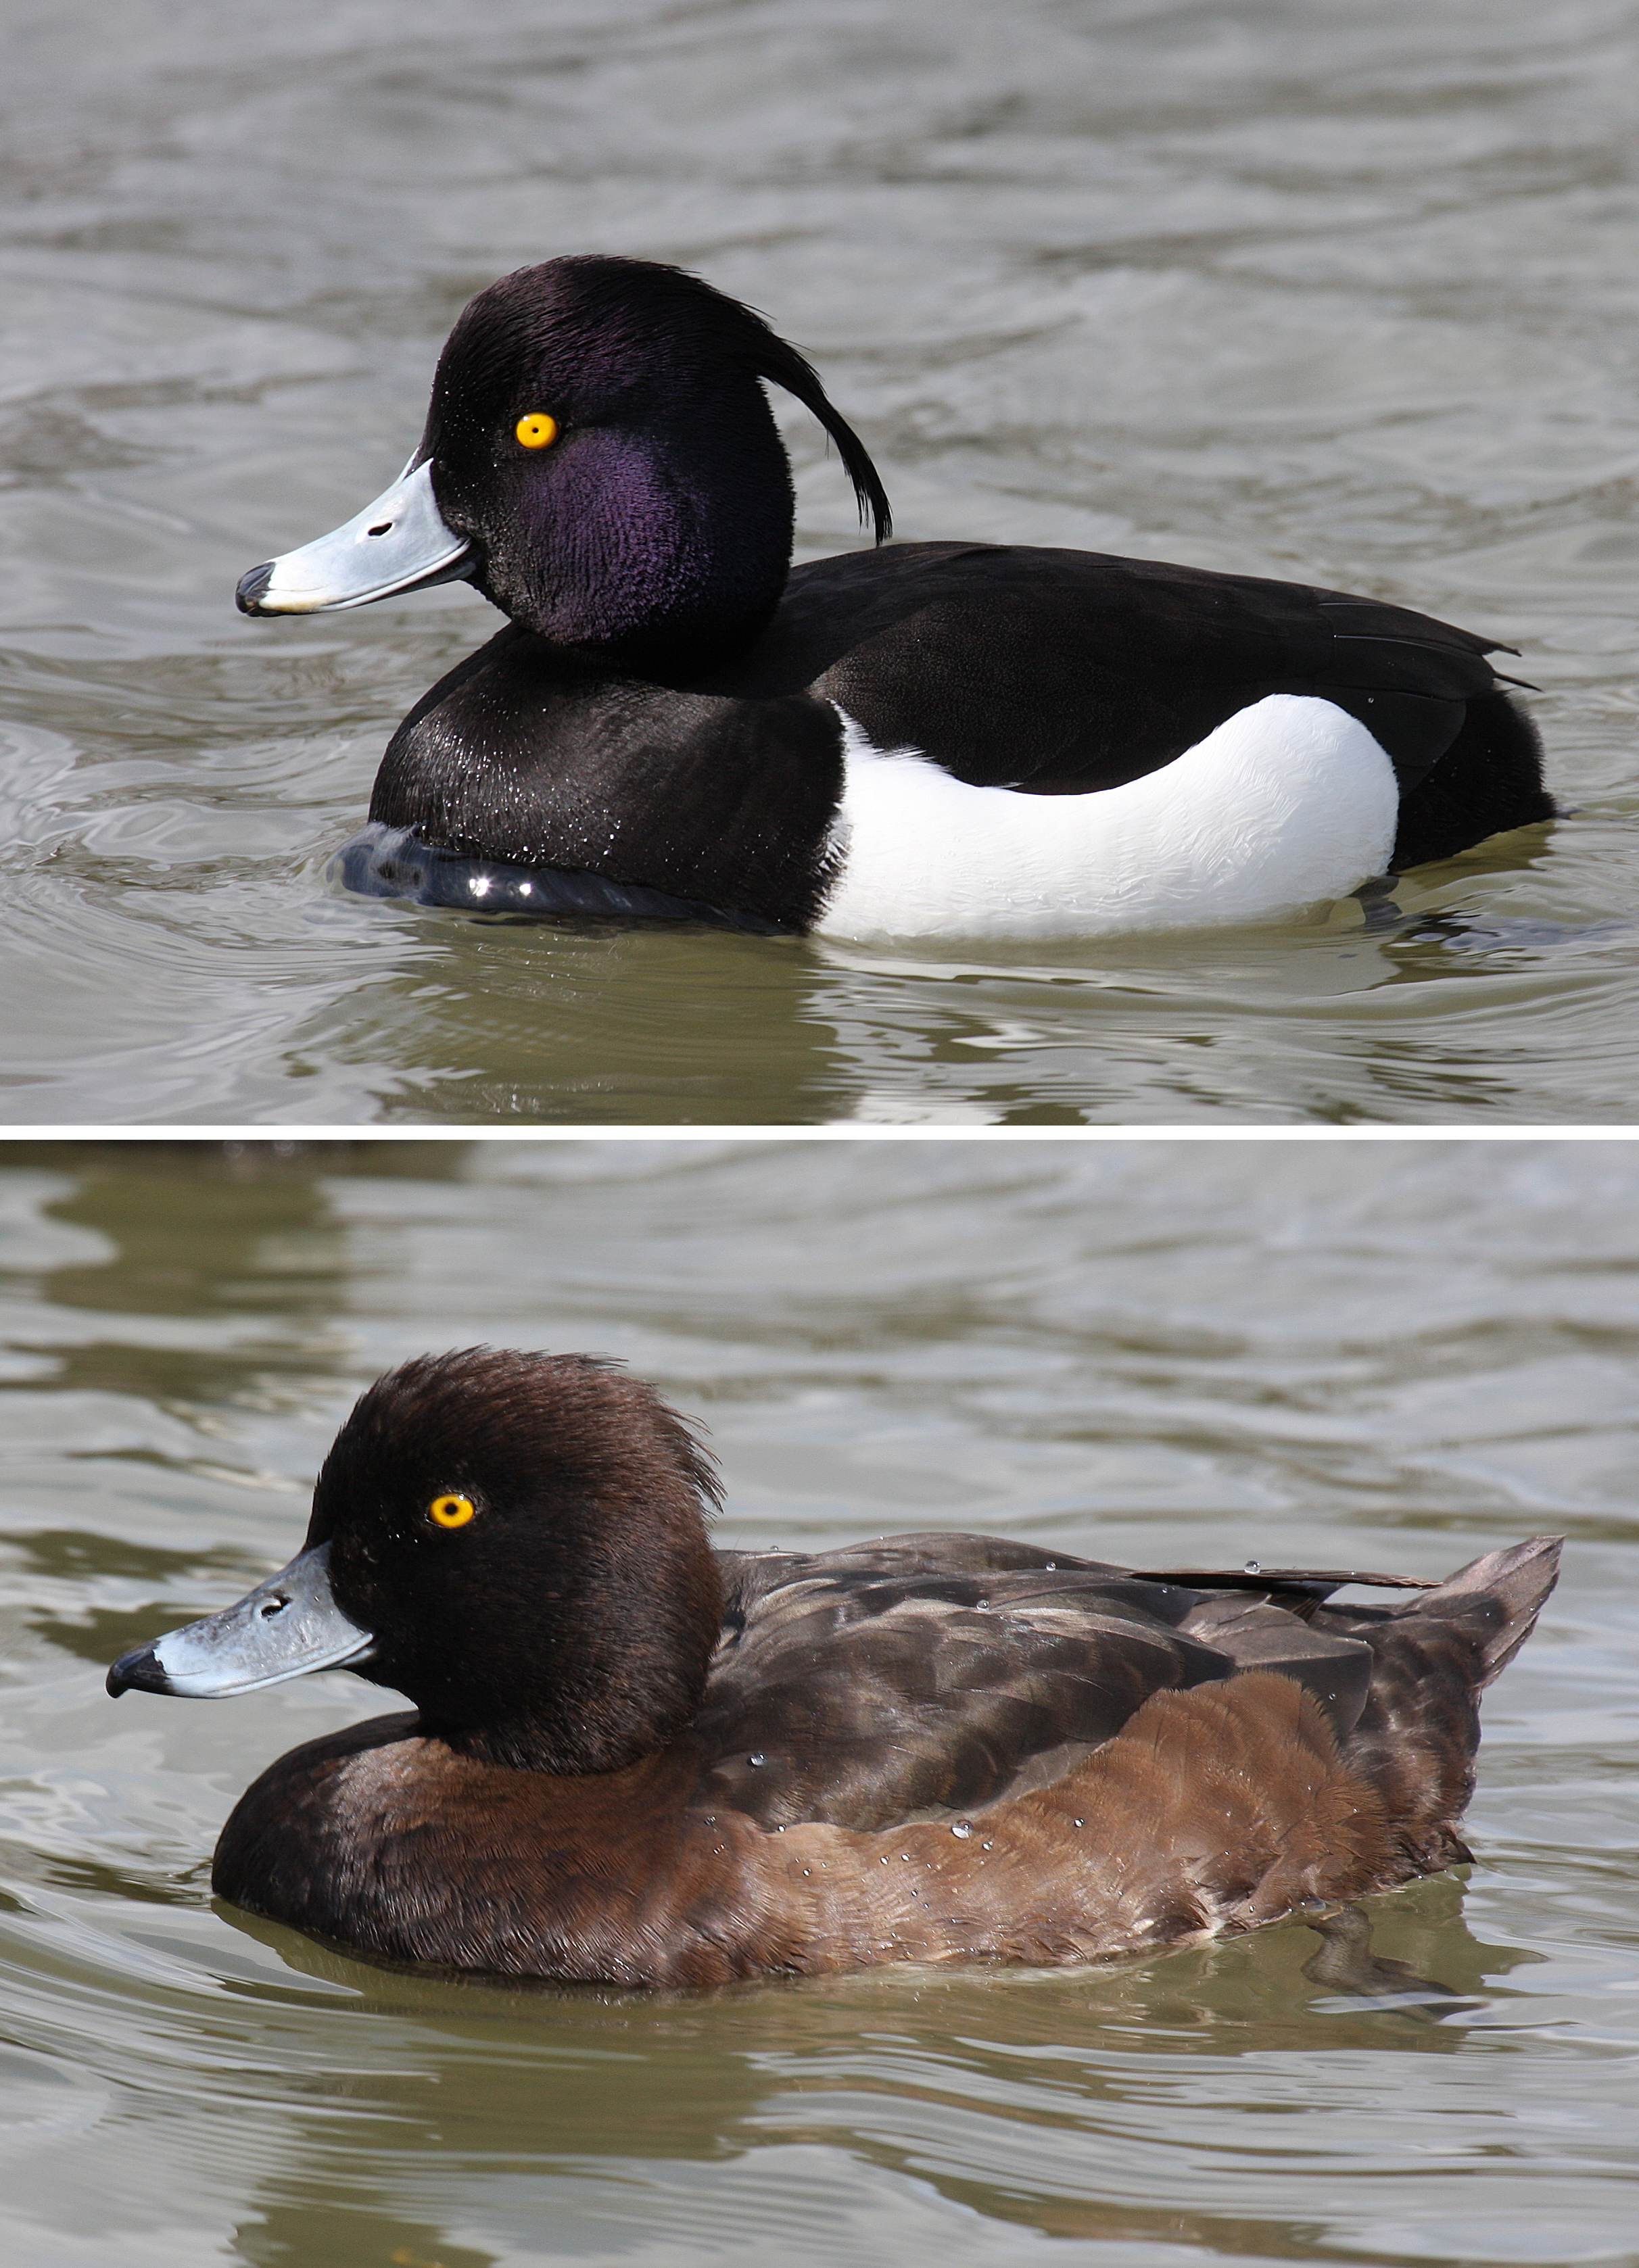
[817,694,1400,940]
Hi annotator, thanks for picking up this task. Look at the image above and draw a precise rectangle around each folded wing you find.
[695,1536,1385,1830]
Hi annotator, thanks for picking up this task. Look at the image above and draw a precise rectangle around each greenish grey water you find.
[0,1137,1636,2265]
[0,0,1636,1121]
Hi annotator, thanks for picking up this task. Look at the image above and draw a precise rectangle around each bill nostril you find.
[366,522,393,536]
[259,1596,288,1618]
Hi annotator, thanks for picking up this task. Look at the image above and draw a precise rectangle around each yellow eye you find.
[515,413,559,450]
[429,1493,477,1529]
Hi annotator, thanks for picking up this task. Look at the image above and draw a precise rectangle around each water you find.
[0,0,1636,1121]
[1,1137,1637,2265]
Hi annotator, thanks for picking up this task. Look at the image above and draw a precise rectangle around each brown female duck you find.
[107,1349,1559,1987]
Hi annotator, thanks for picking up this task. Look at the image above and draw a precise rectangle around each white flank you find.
[816,694,1400,940]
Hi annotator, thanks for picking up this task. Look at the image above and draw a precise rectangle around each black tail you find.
[1392,691,1555,869]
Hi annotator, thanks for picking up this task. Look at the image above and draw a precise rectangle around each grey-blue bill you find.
[236,456,473,615]
[105,1541,375,1697]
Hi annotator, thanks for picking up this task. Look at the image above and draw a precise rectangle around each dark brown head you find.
[302,1349,724,1772]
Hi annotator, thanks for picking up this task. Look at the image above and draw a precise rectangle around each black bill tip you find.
[235,562,275,616]
[106,1645,174,1697]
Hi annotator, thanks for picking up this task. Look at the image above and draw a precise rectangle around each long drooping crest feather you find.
[734,318,893,546]
[619,260,891,543]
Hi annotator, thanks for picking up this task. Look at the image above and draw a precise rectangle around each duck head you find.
[237,257,891,674]
[107,1350,726,1774]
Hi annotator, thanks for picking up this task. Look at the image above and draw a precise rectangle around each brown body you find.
[212,1522,1559,1985]
[217,1674,1400,1984]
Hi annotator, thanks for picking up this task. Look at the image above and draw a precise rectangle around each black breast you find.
[369,630,847,932]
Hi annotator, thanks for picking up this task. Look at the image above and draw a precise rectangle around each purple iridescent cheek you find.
[483,431,713,644]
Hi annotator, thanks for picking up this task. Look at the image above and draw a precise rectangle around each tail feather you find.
[1415,1536,1561,1687]
[1306,1537,1561,1878]
[1391,690,1554,869]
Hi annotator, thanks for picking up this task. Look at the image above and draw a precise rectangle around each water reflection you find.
[239,827,1634,1128]
[208,1881,1537,2268]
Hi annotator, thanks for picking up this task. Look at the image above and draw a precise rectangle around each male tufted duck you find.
[236,258,1554,938]
[109,1350,1559,1985]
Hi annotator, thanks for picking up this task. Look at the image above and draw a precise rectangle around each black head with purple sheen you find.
[418,258,891,675]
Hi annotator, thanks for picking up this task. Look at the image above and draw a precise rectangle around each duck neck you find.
[427,1709,660,1777]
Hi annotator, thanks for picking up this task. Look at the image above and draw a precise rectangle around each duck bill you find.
[105,1541,376,1698]
[235,458,473,616]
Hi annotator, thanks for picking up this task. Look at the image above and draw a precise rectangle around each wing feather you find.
[695,1538,1377,1831]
